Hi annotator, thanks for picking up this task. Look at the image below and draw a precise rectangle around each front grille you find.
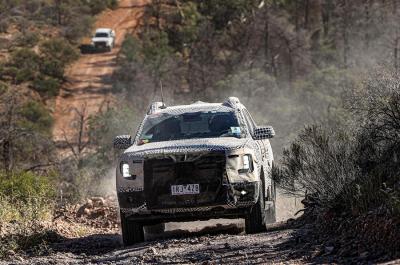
[94,42,107,48]
[144,152,227,209]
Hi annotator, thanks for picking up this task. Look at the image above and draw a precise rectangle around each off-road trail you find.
[5,221,399,264]
[52,0,147,146]
[3,194,397,264]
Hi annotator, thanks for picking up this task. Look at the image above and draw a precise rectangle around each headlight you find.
[243,155,250,169]
[239,154,253,173]
[121,163,130,178]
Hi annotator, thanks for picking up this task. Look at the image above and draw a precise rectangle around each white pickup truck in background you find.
[91,28,115,52]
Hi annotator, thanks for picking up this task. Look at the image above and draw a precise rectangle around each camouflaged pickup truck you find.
[113,97,276,245]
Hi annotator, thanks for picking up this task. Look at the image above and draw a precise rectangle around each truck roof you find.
[148,99,244,116]
[159,103,228,114]
[95,28,113,33]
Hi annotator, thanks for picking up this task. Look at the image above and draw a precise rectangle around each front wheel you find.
[245,182,267,234]
[120,211,144,246]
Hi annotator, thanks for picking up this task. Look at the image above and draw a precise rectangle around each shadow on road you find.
[22,221,375,264]
[47,222,243,256]
[147,223,243,241]
[79,44,114,54]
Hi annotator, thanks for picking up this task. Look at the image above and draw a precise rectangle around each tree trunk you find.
[304,0,310,29]
[395,37,398,70]
[322,0,333,38]
[364,0,371,50]
[342,0,349,68]
[308,0,323,50]
[2,140,11,177]
[264,4,270,72]
[295,0,299,31]
[155,0,161,30]
[2,99,15,177]
[55,0,62,25]
[394,0,399,71]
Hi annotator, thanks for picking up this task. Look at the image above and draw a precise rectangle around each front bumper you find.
[118,181,260,222]
[93,41,109,48]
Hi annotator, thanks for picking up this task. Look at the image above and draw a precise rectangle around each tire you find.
[265,179,277,224]
[120,211,144,246]
[245,181,267,234]
[144,223,165,234]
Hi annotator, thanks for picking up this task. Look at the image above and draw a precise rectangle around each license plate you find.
[171,184,200,195]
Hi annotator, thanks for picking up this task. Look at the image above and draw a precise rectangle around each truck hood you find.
[92,37,111,42]
[123,137,250,157]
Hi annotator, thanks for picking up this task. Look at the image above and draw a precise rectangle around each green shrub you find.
[39,59,64,79]
[0,171,56,258]
[0,63,4,79]
[9,48,40,83]
[0,81,7,94]
[0,19,8,33]
[88,0,108,14]
[199,0,254,30]
[15,68,36,83]
[15,32,40,47]
[32,76,61,97]
[166,2,203,51]
[0,171,55,203]
[119,35,142,63]
[63,15,94,44]
[108,0,118,10]
[18,101,54,134]
[273,126,359,203]
[141,30,173,77]
[40,38,79,66]
[1,66,17,80]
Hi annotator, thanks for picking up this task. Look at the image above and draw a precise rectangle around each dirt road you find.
[5,221,398,264]
[1,193,397,264]
[1,223,309,265]
[52,0,147,145]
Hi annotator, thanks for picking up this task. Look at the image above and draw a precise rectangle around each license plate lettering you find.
[171,184,200,195]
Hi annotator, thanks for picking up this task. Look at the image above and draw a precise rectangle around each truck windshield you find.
[95,32,109,38]
[138,111,242,144]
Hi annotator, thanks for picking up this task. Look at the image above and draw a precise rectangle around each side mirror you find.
[113,135,132,149]
[253,126,275,140]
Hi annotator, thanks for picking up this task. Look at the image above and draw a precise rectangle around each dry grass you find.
[273,70,400,218]
[0,197,55,257]
[0,171,56,258]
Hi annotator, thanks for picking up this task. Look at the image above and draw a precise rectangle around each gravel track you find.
[3,221,308,265]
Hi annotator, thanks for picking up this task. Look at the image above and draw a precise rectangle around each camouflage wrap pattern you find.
[116,98,274,216]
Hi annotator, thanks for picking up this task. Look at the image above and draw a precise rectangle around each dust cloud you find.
[96,168,117,197]
[275,189,303,221]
